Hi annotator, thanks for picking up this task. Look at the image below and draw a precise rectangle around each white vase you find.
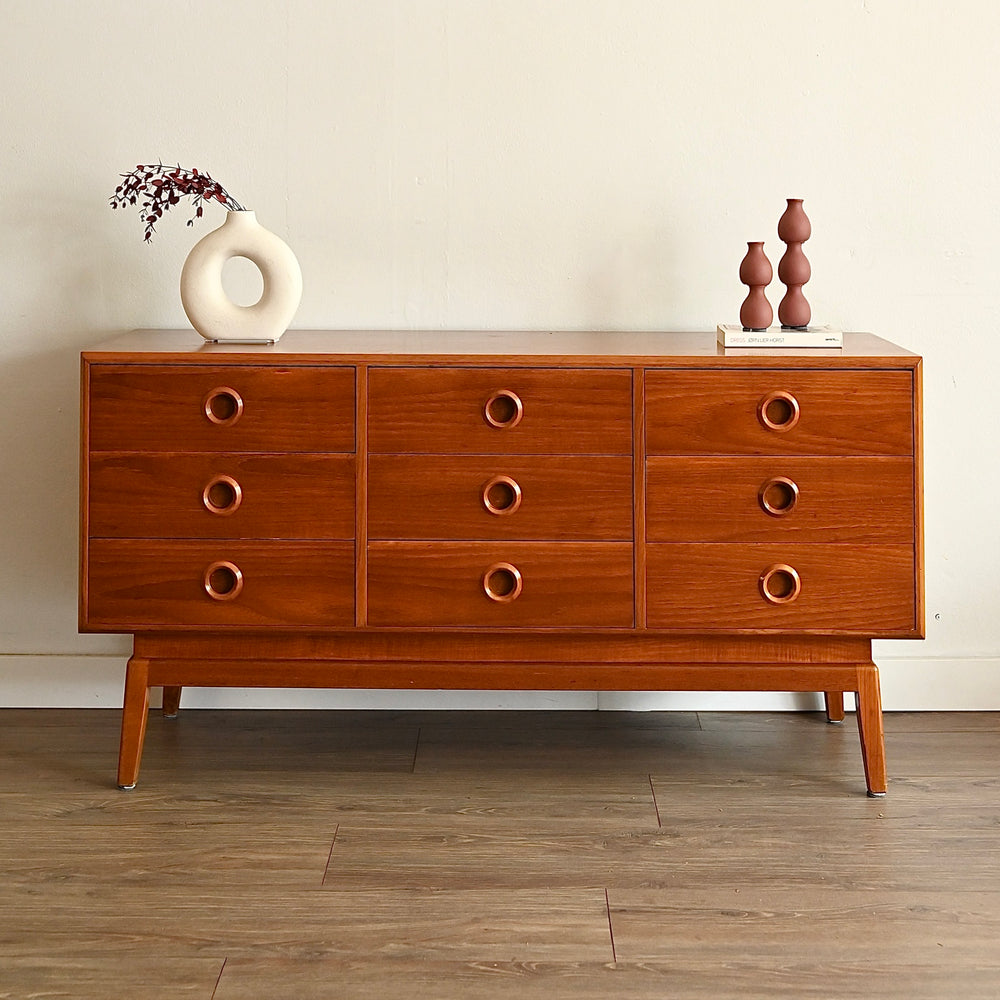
[180,210,302,343]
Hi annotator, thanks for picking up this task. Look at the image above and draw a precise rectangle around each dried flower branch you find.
[110,163,245,242]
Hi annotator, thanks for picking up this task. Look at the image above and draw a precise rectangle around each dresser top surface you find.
[83,330,920,368]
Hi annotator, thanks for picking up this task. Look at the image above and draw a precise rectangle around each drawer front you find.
[645,369,914,456]
[85,540,354,628]
[368,368,632,454]
[88,365,356,453]
[646,457,914,543]
[646,543,916,633]
[368,542,634,627]
[88,454,356,539]
[368,455,633,540]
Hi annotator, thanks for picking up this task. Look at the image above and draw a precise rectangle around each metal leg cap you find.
[866,790,887,798]
[118,782,137,791]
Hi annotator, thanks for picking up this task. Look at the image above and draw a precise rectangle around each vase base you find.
[781,325,809,332]
[202,338,278,345]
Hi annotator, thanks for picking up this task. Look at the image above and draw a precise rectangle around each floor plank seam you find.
[410,726,422,773]
[210,957,227,1000]
[605,888,618,963]
[321,825,340,886]
[648,774,661,827]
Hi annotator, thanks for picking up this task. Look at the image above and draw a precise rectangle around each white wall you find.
[1,0,997,710]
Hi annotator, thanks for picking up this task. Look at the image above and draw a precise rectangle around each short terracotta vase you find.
[739,241,773,331]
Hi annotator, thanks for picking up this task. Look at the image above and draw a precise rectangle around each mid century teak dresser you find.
[79,330,923,793]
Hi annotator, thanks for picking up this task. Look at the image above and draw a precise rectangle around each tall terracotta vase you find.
[180,210,302,343]
[777,198,811,329]
[739,241,773,331]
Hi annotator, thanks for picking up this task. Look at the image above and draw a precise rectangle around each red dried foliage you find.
[110,163,245,242]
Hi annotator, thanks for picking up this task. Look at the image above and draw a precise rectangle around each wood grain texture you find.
[133,631,873,665]
[367,542,634,628]
[83,328,921,364]
[88,363,356,453]
[367,367,633,455]
[645,456,914,543]
[2,710,998,1000]
[608,887,1000,995]
[644,368,915,456]
[212,956,1000,1000]
[368,454,633,540]
[88,452,356,539]
[86,539,355,629]
[646,542,916,633]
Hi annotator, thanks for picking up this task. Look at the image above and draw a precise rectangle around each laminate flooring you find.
[1,708,998,998]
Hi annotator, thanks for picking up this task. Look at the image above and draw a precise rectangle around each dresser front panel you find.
[368,455,633,541]
[367,367,632,455]
[87,540,355,628]
[646,543,916,632]
[89,453,356,539]
[645,369,914,456]
[88,365,356,454]
[367,542,634,627]
[646,456,914,544]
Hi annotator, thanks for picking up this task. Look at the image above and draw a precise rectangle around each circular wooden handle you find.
[483,389,524,429]
[203,386,244,426]
[203,561,244,602]
[759,564,801,605]
[481,475,522,516]
[757,390,800,432]
[758,476,799,517]
[202,475,243,516]
[482,562,523,603]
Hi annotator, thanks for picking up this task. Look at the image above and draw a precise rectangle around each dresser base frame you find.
[117,633,885,795]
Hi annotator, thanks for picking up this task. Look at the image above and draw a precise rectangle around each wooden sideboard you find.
[79,330,923,793]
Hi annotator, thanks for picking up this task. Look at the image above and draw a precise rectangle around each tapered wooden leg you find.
[162,686,182,718]
[855,664,887,796]
[824,691,845,724]
[118,657,151,790]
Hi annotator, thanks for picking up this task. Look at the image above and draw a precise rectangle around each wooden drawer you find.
[646,457,914,543]
[88,454,356,539]
[367,542,634,627]
[368,368,632,454]
[368,455,632,540]
[84,540,354,629]
[646,543,917,633]
[87,365,355,453]
[645,369,914,456]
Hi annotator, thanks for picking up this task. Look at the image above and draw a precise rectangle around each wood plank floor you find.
[1,708,998,998]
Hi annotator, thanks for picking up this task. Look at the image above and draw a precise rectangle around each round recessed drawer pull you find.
[757,390,800,433]
[203,560,244,602]
[202,475,243,516]
[203,386,244,426]
[483,389,524,429]
[481,475,523,516]
[482,562,523,603]
[758,476,799,517]
[759,563,802,605]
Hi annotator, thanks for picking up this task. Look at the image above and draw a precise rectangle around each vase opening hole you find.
[221,255,265,307]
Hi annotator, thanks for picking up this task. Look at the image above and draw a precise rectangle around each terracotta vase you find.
[739,241,773,331]
[777,198,811,329]
[180,210,302,343]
